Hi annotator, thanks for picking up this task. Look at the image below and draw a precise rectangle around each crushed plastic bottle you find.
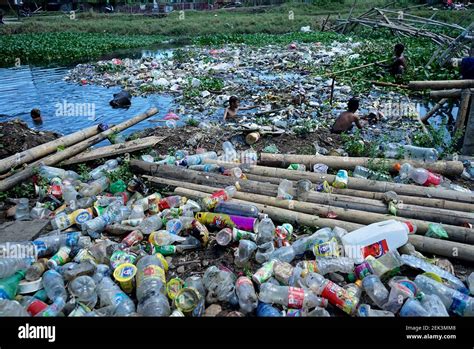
[259,282,327,309]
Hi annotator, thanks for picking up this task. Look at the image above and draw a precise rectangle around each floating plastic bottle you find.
[403,145,439,162]
[80,177,110,197]
[222,141,238,162]
[215,201,259,218]
[0,258,31,279]
[353,165,391,182]
[398,163,442,186]
[362,275,389,308]
[97,276,135,316]
[39,165,79,180]
[42,270,67,301]
[68,275,97,308]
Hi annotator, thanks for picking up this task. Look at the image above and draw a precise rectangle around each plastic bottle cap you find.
[27,300,48,316]
[347,273,356,283]
[393,163,401,172]
[175,287,200,313]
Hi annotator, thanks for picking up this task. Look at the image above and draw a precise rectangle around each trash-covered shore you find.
[65,40,434,144]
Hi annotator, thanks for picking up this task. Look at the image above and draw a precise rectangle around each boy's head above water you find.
[229,96,240,109]
[394,43,405,57]
[347,97,360,113]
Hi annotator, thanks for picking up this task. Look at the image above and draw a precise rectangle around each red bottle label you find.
[362,239,389,259]
[423,172,441,187]
[287,287,305,309]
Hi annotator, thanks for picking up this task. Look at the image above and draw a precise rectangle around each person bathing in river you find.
[223,96,256,122]
[331,97,363,134]
[377,43,407,77]
[31,108,43,124]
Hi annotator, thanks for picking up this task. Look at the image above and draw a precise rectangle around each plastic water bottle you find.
[414,274,474,316]
[166,218,183,235]
[34,231,83,254]
[39,165,79,180]
[79,177,110,197]
[222,141,237,162]
[203,266,235,304]
[357,304,395,317]
[139,214,163,235]
[297,258,355,276]
[202,186,236,210]
[277,179,293,200]
[97,276,135,316]
[399,163,441,186]
[255,242,275,264]
[258,283,327,309]
[25,258,48,281]
[42,270,67,301]
[235,276,258,314]
[62,184,78,203]
[353,165,391,182]
[15,198,30,221]
[0,299,29,316]
[92,264,110,284]
[182,151,218,166]
[215,201,259,218]
[136,254,170,316]
[36,297,66,317]
[268,246,295,263]
[256,301,282,317]
[158,195,182,211]
[149,230,185,246]
[68,275,97,308]
[0,270,25,300]
[0,258,31,279]
[234,240,257,267]
[341,220,416,262]
[63,262,96,281]
[188,164,222,173]
[256,217,275,245]
[362,275,389,308]
[403,145,439,162]
[304,273,357,315]
[399,298,429,317]
[420,294,449,316]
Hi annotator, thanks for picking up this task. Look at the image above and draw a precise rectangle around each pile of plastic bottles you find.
[1,152,473,317]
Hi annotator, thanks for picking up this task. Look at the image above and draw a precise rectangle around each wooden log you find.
[145,175,474,244]
[61,136,167,165]
[0,125,101,174]
[455,89,471,131]
[204,159,473,203]
[409,80,474,91]
[131,162,473,240]
[408,235,474,263]
[173,187,363,232]
[462,97,474,156]
[0,108,158,192]
[421,98,448,123]
[429,89,465,100]
[244,171,472,212]
[259,153,465,178]
[341,0,357,34]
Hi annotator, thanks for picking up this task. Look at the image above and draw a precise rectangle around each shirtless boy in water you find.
[331,97,362,134]
[223,96,256,122]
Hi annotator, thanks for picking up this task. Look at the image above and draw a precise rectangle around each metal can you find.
[252,260,276,285]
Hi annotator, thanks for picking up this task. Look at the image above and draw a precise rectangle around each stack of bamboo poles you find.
[334,7,470,66]
[130,157,474,262]
[0,108,159,192]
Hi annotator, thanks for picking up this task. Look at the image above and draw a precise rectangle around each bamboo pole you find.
[173,187,363,232]
[145,175,474,244]
[409,80,474,91]
[421,98,448,123]
[0,108,158,192]
[455,89,471,131]
[203,159,473,203]
[131,162,473,239]
[408,235,474,263]
[0,124,101,174]
[430,89,466,100]
[259,153,465,178]
[61,136,167,165]
[241,169,470,211]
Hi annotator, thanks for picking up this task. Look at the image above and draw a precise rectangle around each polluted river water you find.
[0,44,459,148]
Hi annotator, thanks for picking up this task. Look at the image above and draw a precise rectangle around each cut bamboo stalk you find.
[61,136,167,165]
[0,125,101,174]
[408,235,474,263]
[259,153,465,178]
[0,108,158,192]
[246,174,474,212]
[173,187,363,232]
[430,89,468,99]
[145,175,474,244]
[409,80,474,91]
[204,159,473,203]
[131,161,473,239]
[455,89,471,131]
[421,98,448,123]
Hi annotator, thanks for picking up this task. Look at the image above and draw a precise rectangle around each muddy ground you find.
[0,119,60,160]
